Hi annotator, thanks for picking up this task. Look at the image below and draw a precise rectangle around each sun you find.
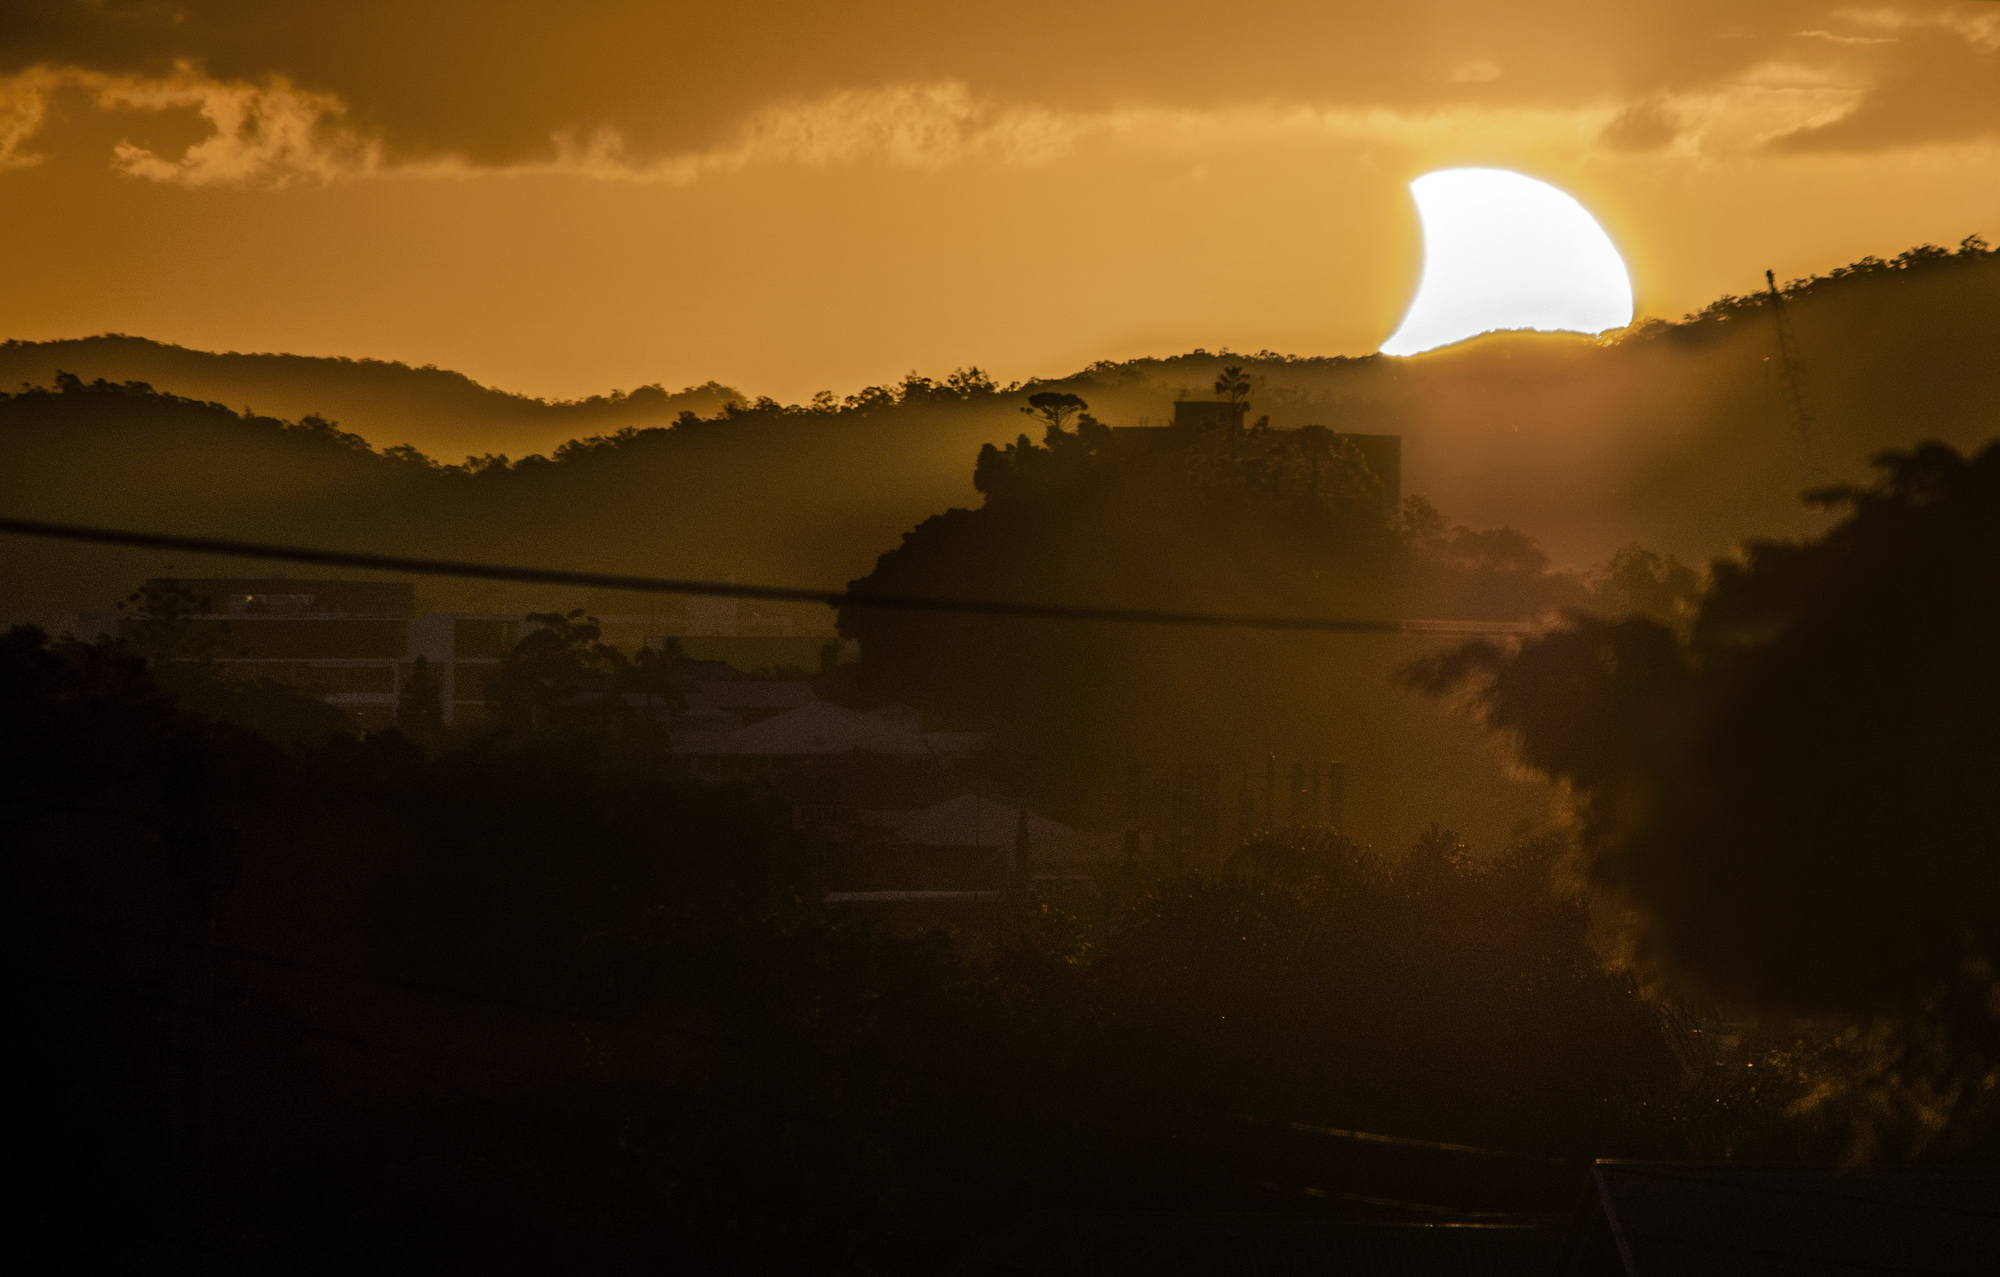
[1380,168,1633,356]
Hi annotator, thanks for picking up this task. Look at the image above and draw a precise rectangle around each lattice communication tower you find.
[1765,268,1825,480]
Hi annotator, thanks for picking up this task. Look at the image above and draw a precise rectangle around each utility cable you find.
[1285,1121,1578,1165]
[0,515,1532,637]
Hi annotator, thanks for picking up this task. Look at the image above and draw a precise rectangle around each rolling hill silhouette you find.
[1,238,1994,620]
[2,239,1992,851]
[0,336,743,463]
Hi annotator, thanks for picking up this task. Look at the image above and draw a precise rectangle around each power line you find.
[1286,1121,1576,1165]
[0,515,1533,637]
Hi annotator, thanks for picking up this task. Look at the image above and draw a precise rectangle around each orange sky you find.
[3,1,1997,402]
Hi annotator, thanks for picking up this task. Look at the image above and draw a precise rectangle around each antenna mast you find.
[1765,268,1824,478]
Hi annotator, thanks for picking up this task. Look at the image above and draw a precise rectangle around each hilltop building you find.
[1113,399,1402,519]
[1167,398,1249,436]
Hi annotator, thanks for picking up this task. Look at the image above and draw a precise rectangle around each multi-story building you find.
[78,578,521,730]
[592,598,834,674]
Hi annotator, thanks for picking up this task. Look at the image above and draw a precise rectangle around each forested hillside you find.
[0,372,1008,627]
[0,335,743,462]
[3,238,1994,604]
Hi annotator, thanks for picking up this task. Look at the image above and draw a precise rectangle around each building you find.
[669,680,984,778]
[79,578,522,730]
[1113,400,1402,519]
[593,599,837,673]
[1169,398,1249,436]
[855,793,1118,889]
[675,673,821,732]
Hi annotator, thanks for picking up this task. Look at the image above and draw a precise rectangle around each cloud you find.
[1448,59,1505,85]
[0,64,1620,189]
[1769,18,2000,152]
[0,3,1848,151]
[0,63,384,188]
[0,68,61,170]
[1795,29,1901,46]
[2,65,1097,188]
[1659,60,1872,154]
[606,82,1088,182]
[96,67,382,186]
[1599,100,1682,152]
[4,2,1996,185]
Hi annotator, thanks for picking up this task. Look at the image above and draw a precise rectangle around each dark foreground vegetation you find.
[837,385,1693,827]
[18,425,2000,1269]
[1407,440,2000,1160]
[8,614,1806,1273]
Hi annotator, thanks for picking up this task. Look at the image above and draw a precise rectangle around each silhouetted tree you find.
[0,615,1750,1267]
[486,609,684,741]
[1213,364,1252,404]
[116,578,224,665]
[854,404,1585,821]
[1406,440,2000,1156]
[1094,824,1683,1159]
[946,365,999,397]
[487,609,621,736]
[1020,390,1088,437]
[1588,545,1702,624]
[974,393,1113,500]
[396,654,445,740]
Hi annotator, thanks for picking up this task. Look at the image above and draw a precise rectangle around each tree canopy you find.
[1406,440,2000,1154]
[844,391,1664,834]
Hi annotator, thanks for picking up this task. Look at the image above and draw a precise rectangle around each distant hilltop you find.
[2,236,1996,583]
[0,335,743,463]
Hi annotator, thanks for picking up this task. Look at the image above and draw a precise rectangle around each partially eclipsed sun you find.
[1380,168,1633,356]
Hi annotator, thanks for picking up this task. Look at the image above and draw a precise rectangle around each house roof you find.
[859,794,1115,862]
[673,698,981,759]
[681,678,819,715]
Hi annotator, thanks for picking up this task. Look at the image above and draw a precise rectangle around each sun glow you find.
[1380,168,1633,356]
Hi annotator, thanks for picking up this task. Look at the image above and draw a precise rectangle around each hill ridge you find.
[0,333,744,462]
[2,234,1991,463]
